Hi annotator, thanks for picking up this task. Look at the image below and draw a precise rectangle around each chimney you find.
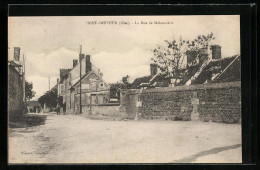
[13,47,21,61]
[73,59,78,67]
[86,55,92,73]
[79,54,85,62]
[211,45,221,59]
[150,64,158,77]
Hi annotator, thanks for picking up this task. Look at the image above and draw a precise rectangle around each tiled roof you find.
[9,60,22,67]
[177,64,202,86]
[212,55,241,83]
[60,69,71,82]
[128,55,241,89]
[130,73,170,89]
[192,55,240,85]
[130,76,151,89]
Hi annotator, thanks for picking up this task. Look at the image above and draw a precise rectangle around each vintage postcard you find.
[8,15,241,163]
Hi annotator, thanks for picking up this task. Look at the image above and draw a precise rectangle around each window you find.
[100,83,104,87]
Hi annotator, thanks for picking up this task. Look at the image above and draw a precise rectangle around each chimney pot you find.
[86,55,92,73]
[211,45,221,59]
[150,64,158,77]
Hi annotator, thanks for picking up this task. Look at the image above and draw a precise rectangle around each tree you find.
[152,33,215,86]
[38,88,59,109]
[25,81,35,101]
[122,75,130,89]
[109,83,124,99]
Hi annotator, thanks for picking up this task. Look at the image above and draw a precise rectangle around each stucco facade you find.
[67,72,110,114]
[58,55,110,114]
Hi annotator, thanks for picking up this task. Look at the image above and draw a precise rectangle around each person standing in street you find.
[56,103,60,115]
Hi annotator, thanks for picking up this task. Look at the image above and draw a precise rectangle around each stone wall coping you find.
[82,103,120,106]
[126,81,241,94]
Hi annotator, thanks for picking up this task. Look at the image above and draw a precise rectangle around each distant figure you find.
[63,102,66,115]
[56,104,60,115]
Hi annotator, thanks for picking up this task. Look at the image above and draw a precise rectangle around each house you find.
[58,54,110,114]
[130,64,171,89]
[131,45,240,89]
[8,47,24,120]
[57,68,71,110]
[178,45,240,85]
[192,55,241,84]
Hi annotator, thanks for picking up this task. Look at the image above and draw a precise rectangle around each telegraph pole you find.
[22,53,26,115]
[79,44,82,114]
[57,78,59,107]
[22,54,26,102]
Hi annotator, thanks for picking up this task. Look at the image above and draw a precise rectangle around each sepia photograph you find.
[8,15,241,164]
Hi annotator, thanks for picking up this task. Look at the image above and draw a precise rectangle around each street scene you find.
[9,112,241,163]
[8,16,241,163]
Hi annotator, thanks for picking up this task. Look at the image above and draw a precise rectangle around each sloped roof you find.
[69,71,109,90]
[192,55,240,85]
[212,55,241,83]
[60,69,71,82]
[150,74,171,87]
[69,72,90,89]
[177,65,202,86]
[9,60,22,67]
[130,73,170,89]
[50,84,58,91]
[130,76,152,89]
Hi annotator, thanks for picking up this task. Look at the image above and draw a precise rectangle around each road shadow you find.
[9,114,47,128]
[171,144,242,163]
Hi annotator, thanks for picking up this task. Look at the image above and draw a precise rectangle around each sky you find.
[8,16,240,100]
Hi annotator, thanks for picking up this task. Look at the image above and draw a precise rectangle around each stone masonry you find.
[122,81,241,123]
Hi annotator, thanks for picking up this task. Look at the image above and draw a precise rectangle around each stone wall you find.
[122,81,241,123]
[82,103,123,117]
[8,66,23,121]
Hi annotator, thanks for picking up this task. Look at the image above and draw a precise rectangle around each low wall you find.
[122,81,241,123]
[82,103,126,117]
[8,66,24,121]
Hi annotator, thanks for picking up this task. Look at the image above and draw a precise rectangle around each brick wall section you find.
[123,81,241,123]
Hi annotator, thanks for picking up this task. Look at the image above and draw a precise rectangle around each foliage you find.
[152,33,215,86]
[25,81,35,101]
[122,75,131,89]
[109,83,124,99]
[38,88,60,108]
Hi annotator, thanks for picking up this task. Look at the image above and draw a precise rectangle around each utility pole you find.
[22,53,26,115]
[57,78,59,107]
[22,54,26,102]
[79,44,82,114]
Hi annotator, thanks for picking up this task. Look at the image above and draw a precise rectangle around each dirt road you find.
[8,112,242,163]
